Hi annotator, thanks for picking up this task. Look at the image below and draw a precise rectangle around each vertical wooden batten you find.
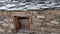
[29,16,32,32]
[14,16,19,32]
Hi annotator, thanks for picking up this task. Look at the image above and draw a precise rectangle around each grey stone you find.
[0,29,5,32]
[51,33,59,34]
[17,32,29,34]
[4,19,10,23]
[9,24,14,29]
[0,21,4,24]
[2,23,9,29]
[37,15,45,18]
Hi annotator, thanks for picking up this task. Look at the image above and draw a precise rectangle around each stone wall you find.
[0,9,60,34]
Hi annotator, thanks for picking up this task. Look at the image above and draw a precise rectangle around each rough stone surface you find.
[0,9,60,34]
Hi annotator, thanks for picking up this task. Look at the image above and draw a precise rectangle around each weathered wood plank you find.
[14,16,19,32]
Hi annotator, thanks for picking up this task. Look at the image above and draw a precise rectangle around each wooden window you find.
[14,16,32,32]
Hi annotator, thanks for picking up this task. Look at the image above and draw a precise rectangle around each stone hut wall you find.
[0,9,60,34]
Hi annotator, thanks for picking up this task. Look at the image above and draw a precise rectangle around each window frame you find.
[14,16,32,32]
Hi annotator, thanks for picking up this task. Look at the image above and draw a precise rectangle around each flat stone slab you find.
[17,32,29,34]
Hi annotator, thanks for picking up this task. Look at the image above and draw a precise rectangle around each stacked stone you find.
[0,11,15,34]
[32,15,60,34]
[0,11,39,34]
[0,10,60,34]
